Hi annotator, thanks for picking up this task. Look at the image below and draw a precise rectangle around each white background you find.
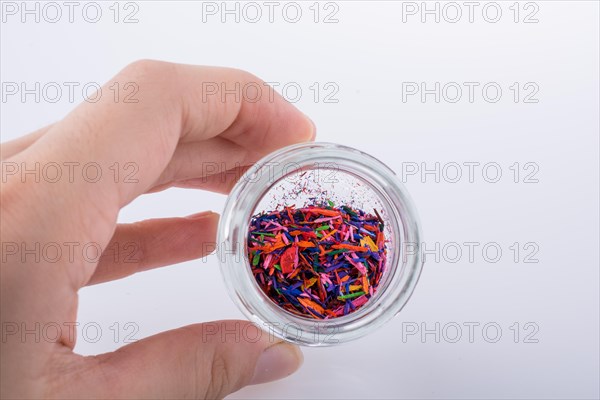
[1,1,599,398]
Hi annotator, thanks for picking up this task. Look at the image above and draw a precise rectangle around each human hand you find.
[1,60,315,399]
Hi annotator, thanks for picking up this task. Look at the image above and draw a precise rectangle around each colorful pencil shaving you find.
[248,202,387,319]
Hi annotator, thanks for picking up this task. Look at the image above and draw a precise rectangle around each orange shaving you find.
[332,244,369,252]
[298,297,325,314]
[296,241,316,248]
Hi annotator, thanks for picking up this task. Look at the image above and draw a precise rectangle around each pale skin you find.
[0,60,315,399]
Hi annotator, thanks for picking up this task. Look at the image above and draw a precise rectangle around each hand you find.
[1,60,315,399]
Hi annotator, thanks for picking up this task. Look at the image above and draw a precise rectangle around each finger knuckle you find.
[120,59,177,85]
[205,351,233,399]
[126,222,148,266]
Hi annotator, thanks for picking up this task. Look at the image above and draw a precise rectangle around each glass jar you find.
[217,142,423,346]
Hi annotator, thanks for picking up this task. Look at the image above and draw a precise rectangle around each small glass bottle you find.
[217,142,423,346]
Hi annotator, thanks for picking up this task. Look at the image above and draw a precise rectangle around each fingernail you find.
[251,342,304,385]
[185,211,216,220]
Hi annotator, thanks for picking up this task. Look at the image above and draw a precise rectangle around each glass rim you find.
[217,142,424,346]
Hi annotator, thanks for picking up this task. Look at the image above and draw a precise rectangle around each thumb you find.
[89,320,303,399]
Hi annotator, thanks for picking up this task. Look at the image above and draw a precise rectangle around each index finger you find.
[4,60,315,239]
